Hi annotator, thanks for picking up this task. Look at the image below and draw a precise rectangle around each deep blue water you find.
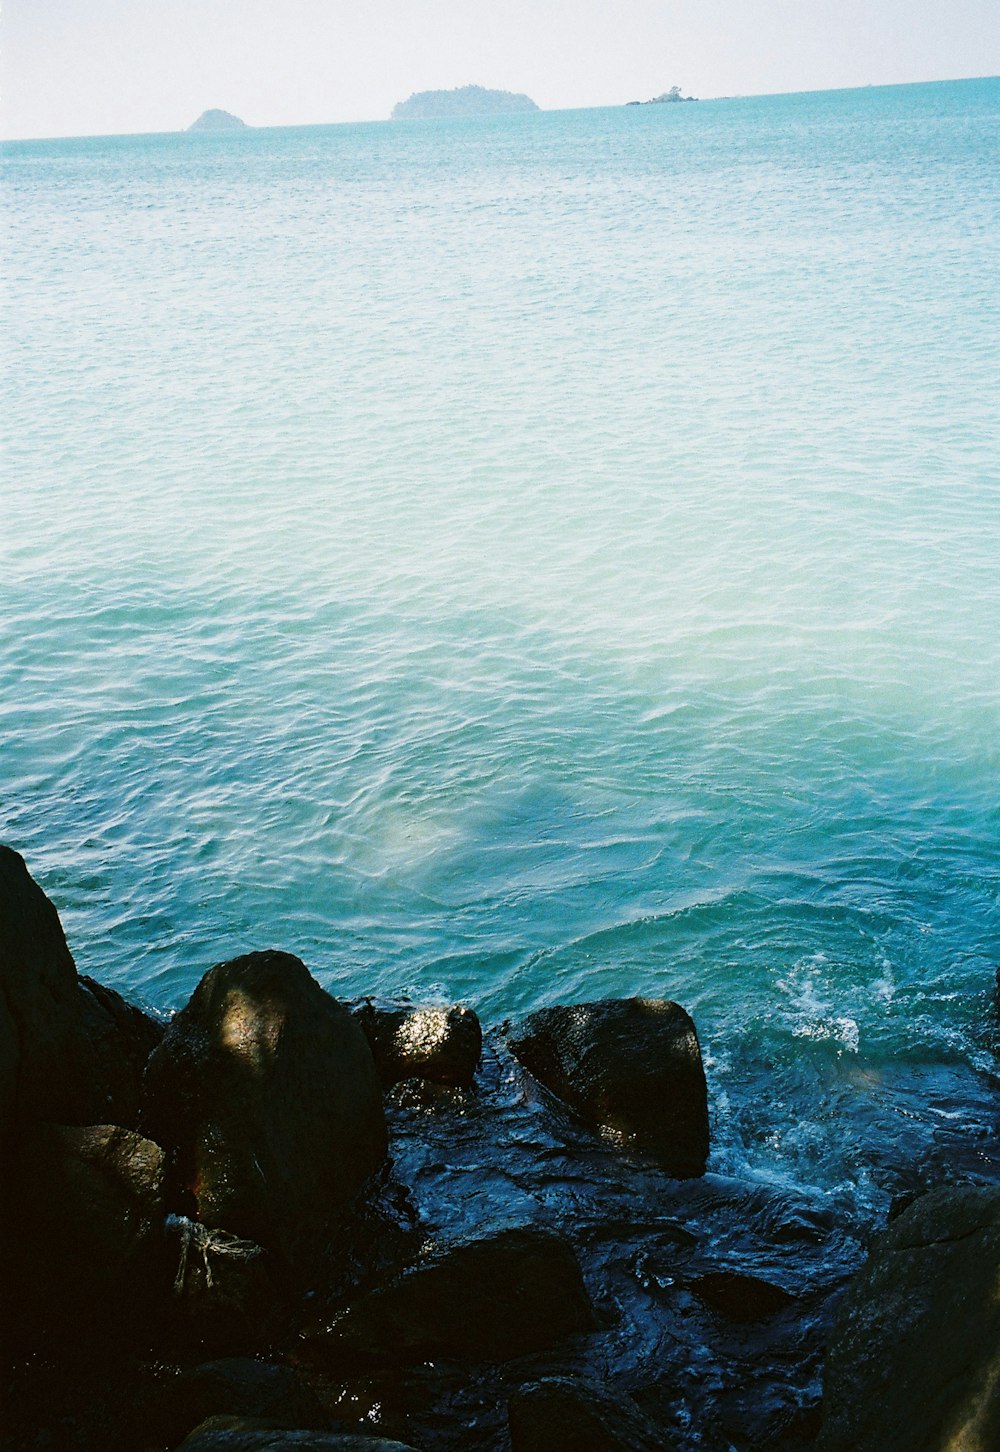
[2,77,998,1215]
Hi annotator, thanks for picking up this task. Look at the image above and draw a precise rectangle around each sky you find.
[2,0,999,140]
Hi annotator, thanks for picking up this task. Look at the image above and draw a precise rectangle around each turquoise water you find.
[3,78,998,1213]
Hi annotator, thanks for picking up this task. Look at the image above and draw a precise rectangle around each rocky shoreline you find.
[2,843,997,1450]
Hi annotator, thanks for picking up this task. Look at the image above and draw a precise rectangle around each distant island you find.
[391,85,539,120]
[187,109,248,132]
[626,86,697,106]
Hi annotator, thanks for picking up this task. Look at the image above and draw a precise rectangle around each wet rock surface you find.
[304,1225,593,1366]
[4,846,997,1452]
[689,1270,797,1322]
[819,1184,1000,1452]
[353,1001,482,1088]
[175,1421,420,1451]
[2,1023,867,1452]
[507,996,709,1176]
[507,1374,669,1450]
[325,1029,859,1450]
[143,951,388,1256]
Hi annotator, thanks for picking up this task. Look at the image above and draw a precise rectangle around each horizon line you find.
[2,71,997,146]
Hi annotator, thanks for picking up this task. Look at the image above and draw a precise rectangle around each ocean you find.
[2,77,998,1218]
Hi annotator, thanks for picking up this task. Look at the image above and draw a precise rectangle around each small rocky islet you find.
[391,88,538,120]
[1,841,997,1450]
[626,86,697,106]
[187,110,248,132]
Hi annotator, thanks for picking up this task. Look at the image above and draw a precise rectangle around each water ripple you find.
[3,80,999,1212]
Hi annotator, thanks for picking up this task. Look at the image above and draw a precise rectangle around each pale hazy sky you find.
[2,0,998,140]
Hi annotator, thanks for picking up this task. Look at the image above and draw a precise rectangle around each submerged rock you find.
[143,951,387,1256]
[508,1375,669,1451]
[352,1000,482,1088]
[507,997,709,1177]
[305,1225,593,1365]
[819,1184,1000,1451]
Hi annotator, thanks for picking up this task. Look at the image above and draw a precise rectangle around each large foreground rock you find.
[352,999,482,1087]
[143,951,387,1254]
[0,845,164,1144]
[819,1184,1000,1451]
[305,1225,593,1365]
[0,844,79,1142]
[508,997,709,1177]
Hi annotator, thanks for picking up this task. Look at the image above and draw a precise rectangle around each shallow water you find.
[2,78,998,1218]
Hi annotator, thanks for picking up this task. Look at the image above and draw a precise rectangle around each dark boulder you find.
[142,951,387,1256]
[175,1421,419,1451]
[0,845,164,1144]
[508,1375,670,1451]
[63,974,164,1128]
[689,1270,796,1322]
[0,985,17,1155]
[4,1122,168,1346]
[819,1184,1000,1451]
[352,1000,481,1088]
[507,997,709,1177]
[0,844,80,1142]
[138,1358,329,1449]
[305,1225,593,1365]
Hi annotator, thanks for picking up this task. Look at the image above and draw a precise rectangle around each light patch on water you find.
[348,802,465,880]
